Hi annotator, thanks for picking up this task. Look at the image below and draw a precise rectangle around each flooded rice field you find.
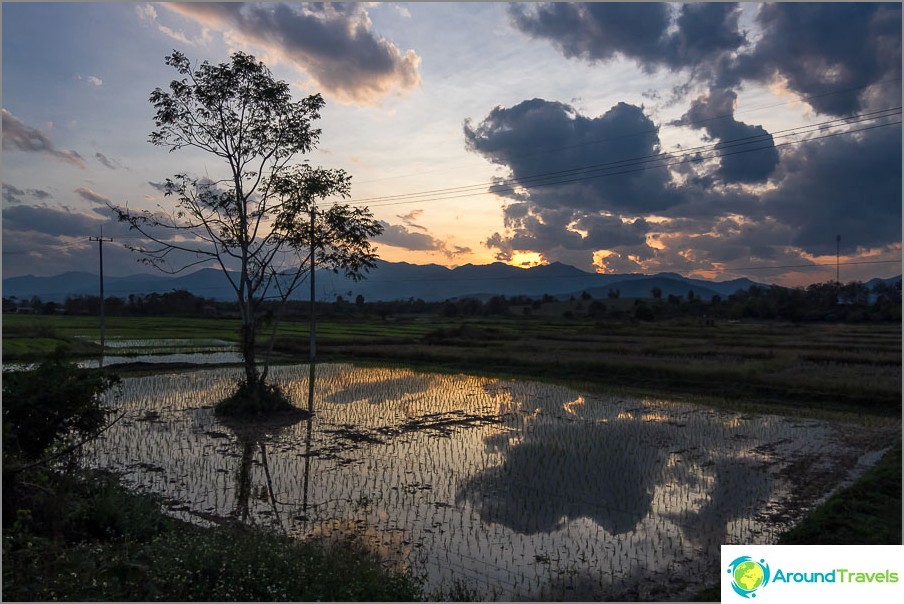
[83,338,243,368]
[84,363,897,601]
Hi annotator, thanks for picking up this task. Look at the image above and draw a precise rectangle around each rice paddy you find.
[82,362,899,601]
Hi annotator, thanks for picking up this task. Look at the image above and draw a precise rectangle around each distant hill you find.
[8,260,883,304]
[582,276,721,301]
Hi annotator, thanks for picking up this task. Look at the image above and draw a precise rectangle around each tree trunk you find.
[239,299,259,393]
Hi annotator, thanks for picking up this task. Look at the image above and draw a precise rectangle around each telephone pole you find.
[836,234,841,284]
[89,229,113,352]
[309,205,317,363]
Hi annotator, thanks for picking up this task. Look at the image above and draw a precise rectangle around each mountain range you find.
[3,260,897,304]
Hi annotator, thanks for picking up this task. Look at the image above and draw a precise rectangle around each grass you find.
[3,468,423,602]
[4,315,900,417]
[693,440,903,601]
[778,440,902,545]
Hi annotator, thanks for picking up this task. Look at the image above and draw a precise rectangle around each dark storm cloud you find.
[509,3,900,118]
[508,2,744,73]
[147,181,168,193]
[760,124,902,256]
[1,109,86,169]
[2,204,104,237]
[730,3,902,116]
[478,3,900,277]
[675,88,779,184]
[465,98,683,214]
[466,99,689,268]
[166,2,420,104]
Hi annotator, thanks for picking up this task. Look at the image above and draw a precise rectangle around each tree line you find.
[7,277,899,323]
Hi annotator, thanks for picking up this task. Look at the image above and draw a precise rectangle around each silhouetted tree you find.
[112,52,381,411]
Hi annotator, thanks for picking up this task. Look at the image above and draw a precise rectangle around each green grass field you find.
[4,314,900,418]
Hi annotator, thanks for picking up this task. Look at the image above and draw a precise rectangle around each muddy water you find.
[84,363,897,601]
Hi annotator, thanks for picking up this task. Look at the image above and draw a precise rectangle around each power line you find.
[351,76,903,188]
[346,108,900,204]
[340,117,901,209]
[338,109,901,208]
[724,259,901,272]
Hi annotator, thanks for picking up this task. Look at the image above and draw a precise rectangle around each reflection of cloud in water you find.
[665,458,773,556]
[457,421,663,536]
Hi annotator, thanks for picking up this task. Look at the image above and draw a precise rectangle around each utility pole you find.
[89,229,113,353]
[836,234,841,284]
[309,205,317,363]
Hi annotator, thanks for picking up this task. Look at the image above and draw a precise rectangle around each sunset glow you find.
[1,3,900,286]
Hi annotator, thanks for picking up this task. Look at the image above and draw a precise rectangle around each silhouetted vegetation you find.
[2,356,422,602]
[3,354,118,463]
[6,278,900,324]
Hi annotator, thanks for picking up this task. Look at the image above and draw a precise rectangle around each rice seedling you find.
[78,363,898,600]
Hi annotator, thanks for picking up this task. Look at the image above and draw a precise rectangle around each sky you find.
[2,2,902,286]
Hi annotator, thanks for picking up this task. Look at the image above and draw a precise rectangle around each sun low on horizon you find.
[2,2,901,289]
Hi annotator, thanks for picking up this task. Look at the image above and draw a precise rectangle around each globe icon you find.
[733,560,765,592]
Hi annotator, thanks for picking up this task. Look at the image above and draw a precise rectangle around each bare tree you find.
[112,51,382,412]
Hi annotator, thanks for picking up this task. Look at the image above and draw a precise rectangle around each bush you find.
[214,380,299,416]
[2,353,118,462]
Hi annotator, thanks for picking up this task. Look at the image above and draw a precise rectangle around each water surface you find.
[85,363,895,601]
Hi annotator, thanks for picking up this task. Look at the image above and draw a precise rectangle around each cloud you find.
[95,152,117,170]
[75,187,112,205]
[164,2,421,105]
[761,124,902,256]
[3,183,26,204]
[29,189,52,200]
[147,181,169,193]
[376,220,442,251]
[76,74,103,86]
[674,88,779,184]
[397,209,427,231]
[376,220,471,259]
[2,204,105,238]
[466,94,900,278]
[508,3,901,118]
[2,184,53,205]
[729,3,902,116]
[135,3,193,45]
[465,98,691,270]
[465,99,684,214]
[2,109,86,169]
[508,3,745,75]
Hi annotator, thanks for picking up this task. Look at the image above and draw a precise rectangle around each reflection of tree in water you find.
[456,421,664,536]
[219,365,315,528]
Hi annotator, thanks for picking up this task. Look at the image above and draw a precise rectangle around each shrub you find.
[2,353,118,462]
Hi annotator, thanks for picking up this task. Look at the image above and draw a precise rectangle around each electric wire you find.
[338,109,901,208]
